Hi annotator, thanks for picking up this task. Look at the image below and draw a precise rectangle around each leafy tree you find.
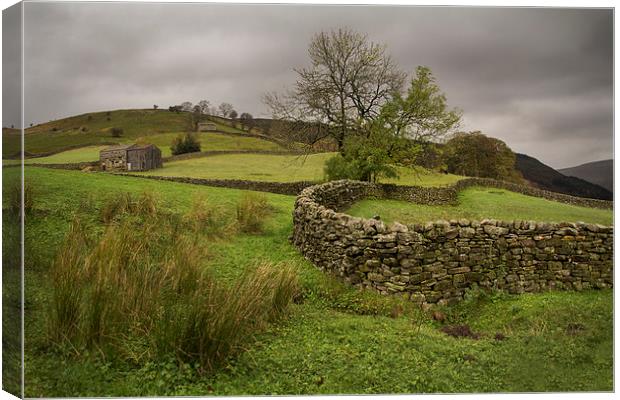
[324,66,459,183]
[180,101,193,112]
[229,110,238,120]
[218,102,234,118]
[443,131,522,182]
[153,104,158,110]
[169,105,182,113]
[170,132,201,155]
[379,66,461,142]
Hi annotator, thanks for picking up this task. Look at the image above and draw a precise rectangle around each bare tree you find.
[180,101,193,112]
[264,28,405,151]
[218,102,234,118]
[197,100,211,114]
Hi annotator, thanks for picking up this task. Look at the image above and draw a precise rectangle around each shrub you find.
[236,193,272,234]
[110,127,123,138]
[324,153,362,181]
[170,132,201,155]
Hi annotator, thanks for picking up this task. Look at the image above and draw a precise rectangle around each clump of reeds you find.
[235,193,273,234]
[100,191,158,223]
[49,191,297,371]
[183,195,234,237]
[6,181,34,217]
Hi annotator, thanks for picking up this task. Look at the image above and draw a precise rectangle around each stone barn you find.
[197,122,217,132]
[100,144,163,171]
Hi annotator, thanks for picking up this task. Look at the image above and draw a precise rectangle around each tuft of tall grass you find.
[183,195,233,237]
[100,191,158,223]
[49,191,297,371]
[236,193,272,234]
[170,262,298,371]
[7,181,34,217]
[49,217,90,343]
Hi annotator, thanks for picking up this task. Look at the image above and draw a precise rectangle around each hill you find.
[2,109,253,158]
[515,153,612,201]
[559,159,613,192]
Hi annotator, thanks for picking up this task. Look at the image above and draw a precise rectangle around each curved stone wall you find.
[292,180,613,305]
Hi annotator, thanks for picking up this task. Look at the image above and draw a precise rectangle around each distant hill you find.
[515,153,612,200]
[559,159,613,193]
[2,109,252,158]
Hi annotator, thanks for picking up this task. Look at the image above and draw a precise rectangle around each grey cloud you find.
[12,3,614,169]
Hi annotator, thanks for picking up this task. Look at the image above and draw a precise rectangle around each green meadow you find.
[12,166,613,396]
[139,152,463,186]
[347,187,613,226]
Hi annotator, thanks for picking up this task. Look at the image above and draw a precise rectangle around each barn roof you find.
[101,144,137,152]
[128,143,158,150]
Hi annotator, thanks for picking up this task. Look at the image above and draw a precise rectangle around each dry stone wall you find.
[292,180,613,305]
[118,173,315,196]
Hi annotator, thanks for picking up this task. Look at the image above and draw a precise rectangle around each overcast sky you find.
[9,3,614,168]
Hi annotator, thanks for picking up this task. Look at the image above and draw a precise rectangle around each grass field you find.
[14,167,613,396]
[137,132,283,157]
[3,109,254,157]
[3,132,285,165]
[139,152,463,186]
[347,187,613,225]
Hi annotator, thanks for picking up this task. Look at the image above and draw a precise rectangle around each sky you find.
[5,2,614,169]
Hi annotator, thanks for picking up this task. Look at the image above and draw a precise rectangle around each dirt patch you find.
[565,323,586,336]
[440,324,481,339]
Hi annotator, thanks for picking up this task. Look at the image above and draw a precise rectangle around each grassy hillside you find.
[3,109,253,157]
[3,132,285,165]
[347,187,612,226]
[14,167,613,395]
[139,152,464,186]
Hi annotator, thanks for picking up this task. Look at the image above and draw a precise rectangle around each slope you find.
[514,153,612,200]
[559,159,613,192]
